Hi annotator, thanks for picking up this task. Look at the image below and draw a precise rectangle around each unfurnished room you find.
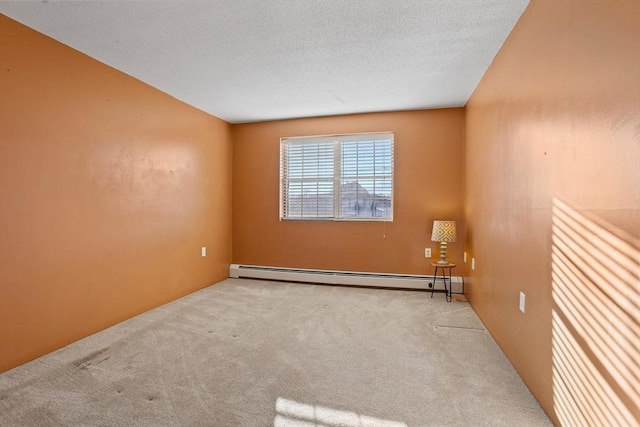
[0,1,638,426]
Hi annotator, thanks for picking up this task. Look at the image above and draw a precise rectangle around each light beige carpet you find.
[0,278,551,426]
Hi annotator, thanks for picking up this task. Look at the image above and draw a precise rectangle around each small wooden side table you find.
[429,262,456,302]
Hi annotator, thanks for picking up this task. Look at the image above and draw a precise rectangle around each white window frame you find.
[279,132,394,221]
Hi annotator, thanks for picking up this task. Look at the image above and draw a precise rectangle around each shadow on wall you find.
[551,198,639,425]
[274,397,407,427]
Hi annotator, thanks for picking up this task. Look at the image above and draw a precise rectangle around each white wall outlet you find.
[425,248,431,258]
[519,292,526,313]
[464,251,467,263]
[471,258,475,270]
[201,247,207,257]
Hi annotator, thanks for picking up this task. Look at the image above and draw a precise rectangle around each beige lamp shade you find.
[431,220,457,243]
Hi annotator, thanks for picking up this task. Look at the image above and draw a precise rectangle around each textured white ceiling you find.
[0,0,529,123]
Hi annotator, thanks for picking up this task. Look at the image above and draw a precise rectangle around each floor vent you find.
[229,264,463,293]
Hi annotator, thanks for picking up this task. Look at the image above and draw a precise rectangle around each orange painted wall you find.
[0,15,233,372]
[465,0,639,424]
[232,109,465,275]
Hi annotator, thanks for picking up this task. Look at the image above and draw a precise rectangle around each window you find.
[280,132,393,221]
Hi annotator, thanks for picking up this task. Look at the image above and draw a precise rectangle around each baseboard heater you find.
[229,264,463,294]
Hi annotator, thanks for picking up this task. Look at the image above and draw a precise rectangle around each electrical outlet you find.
[464,251,467,263]
[425,248,431,258]
[519,292,526,313]
[201,247,207,257]
[471,258,475,270]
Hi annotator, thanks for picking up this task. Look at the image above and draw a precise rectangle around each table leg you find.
[446,266,451,302]
[430,266,451,302]
[430,266,438,298]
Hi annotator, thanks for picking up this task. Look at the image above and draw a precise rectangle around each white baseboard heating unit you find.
[229,264,463,294]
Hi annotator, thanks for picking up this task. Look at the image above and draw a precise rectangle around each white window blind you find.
[280,132,393,221]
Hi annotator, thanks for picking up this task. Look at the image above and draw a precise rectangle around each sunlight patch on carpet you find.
[275,397,407,427]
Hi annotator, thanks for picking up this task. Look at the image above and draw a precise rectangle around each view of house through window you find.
[280,132,393,220]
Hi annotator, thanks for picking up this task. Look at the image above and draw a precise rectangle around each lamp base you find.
[437,241,449,265]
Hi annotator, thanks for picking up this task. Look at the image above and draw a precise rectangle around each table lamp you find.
[431,220,457,265]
